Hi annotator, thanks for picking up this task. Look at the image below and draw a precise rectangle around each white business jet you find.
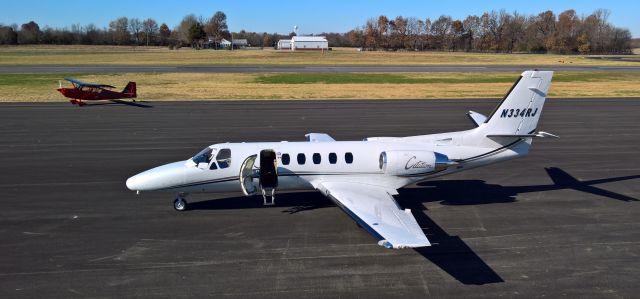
[127,70,556,249]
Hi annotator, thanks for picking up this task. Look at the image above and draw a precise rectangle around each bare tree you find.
[128,18,142,45]
[451,20,464,51]
[406,17,422,50]
[610,28,631,53]
[591,9,611,52]
[70,23,82,44]
[463,15,481,51]
[109,17,129,45]
[431,15,452,50]
[142,18,158,46]
[501,11,526,52]
[390,16,408,49]
[480,11,499,51]
[82,23,101,44]
[532,10,556,51]
[423,18,432,49]
[205,11,229,41]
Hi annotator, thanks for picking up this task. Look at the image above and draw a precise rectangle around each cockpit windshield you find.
[191,147,213,164]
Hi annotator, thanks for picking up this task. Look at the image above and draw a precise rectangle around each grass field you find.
[1,72,638,101]
[1,45,639,66]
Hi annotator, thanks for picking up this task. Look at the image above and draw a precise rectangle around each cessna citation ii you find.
[127,70,556,249]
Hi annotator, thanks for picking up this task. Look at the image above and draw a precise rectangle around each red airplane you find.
[57,78,136,106]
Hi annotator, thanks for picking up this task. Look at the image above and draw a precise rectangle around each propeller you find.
[58,80,62,88]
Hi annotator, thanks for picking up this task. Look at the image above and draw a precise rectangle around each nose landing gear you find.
[173,193,188,211]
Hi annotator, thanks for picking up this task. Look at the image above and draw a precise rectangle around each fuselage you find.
[57,87,134,101]
[126,130,531,195]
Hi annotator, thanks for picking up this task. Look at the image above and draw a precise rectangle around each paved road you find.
[1,99,638,298]
[2,65,640,73]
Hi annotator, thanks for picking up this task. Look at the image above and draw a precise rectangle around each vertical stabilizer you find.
[123,82,137,98]
[483,70,553,135]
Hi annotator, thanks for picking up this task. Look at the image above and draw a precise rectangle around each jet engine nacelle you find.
[380,150,453,176]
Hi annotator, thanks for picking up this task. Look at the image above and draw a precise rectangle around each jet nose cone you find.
[126,161,188,192]
[126,169,158,192]
[126,174,143,191]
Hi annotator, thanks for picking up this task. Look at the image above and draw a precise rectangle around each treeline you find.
[0,11,236,47]
[347,9,632,54]
[0,8,633,54]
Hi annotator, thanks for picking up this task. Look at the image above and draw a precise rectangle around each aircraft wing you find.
[315,181,431,249]
[64,78,116,89]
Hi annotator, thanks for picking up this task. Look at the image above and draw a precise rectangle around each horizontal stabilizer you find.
[467,111,487,127]
[487,131,559,138]
[305,133,335,142]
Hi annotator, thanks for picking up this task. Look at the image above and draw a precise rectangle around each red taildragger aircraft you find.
[57,78,136,106]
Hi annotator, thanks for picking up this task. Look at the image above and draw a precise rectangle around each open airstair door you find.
[239,154,258,196]
[259,149,278,205]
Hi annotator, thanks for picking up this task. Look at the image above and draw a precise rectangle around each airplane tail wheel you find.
[174,197,188,211]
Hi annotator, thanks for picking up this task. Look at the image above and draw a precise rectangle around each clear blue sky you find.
[1,0,638,37]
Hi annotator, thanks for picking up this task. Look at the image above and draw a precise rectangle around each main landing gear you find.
[173,193,188,211]
[69,99,86,106]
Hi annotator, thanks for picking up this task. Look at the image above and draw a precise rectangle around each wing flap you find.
[318,181,430,249]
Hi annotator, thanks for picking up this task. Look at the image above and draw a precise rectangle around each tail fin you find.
[483,70,553,135]
[122,82,136,98]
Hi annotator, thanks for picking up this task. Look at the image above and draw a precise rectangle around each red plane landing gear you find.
[69,99,86,106]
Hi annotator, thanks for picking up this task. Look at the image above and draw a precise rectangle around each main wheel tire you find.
[174,197,188,211]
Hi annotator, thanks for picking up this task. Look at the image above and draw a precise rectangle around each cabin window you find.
[281,153,290,165]
[345,152,354,164]
[329,153,337,164]
[216,148,231,168]
[209,162,218,170]
[297,153,306,165]
[313,153,321,164]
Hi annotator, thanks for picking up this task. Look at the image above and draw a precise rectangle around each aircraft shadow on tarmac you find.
[78,99,153,108]
[188,167,638,285]
[413,167,639,205]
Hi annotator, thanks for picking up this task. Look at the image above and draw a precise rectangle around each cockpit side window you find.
[192,147,213,164]
[216,148,232,169]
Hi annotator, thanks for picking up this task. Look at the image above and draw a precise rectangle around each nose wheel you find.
[173,194,188,211]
